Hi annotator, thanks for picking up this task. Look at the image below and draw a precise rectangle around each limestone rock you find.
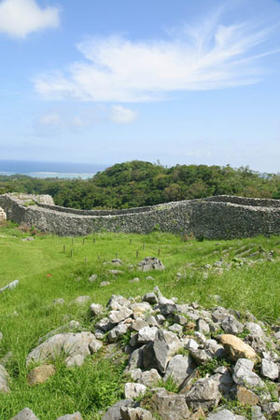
[219,334,258,363]
[88,274,98,282]
[206,409,240,420]
[221,315,244,334]
[184,376,222,410]
[233,358,264,388]
[251,405,266,420]
[261,358,279,380]
[164,354,195,387]
[0,280,19,293]
[26,332,102,367]
[245,322,265,337]
[130,302,152,317]
[0,364,10,393]
[56,413,83,420]
[236,386,259,406]
[120,407,153,420]
[102,399,133,420]
[143,293,158,305]
[149,388,190,420]
[138,327,158,344]
[108,322,129,343]
[124,382,147,399]
[140,369,161,387]
[108,307,133,325]
[138,257,165,272]
[108,295,131,310]
[95,317,114,332]
[27,364,55,386]
[0,207,7,223]
[100,281,110,287]
[90,303,104,316]
[10,408,39,420]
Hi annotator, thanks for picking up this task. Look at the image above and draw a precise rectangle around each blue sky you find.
[0,0,280,172]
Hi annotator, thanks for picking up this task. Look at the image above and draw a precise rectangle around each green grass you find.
[1,222,280,418]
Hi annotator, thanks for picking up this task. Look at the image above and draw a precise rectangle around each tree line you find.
[1,160,280,209]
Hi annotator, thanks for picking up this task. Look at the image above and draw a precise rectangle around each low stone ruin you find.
[4,287,280,419]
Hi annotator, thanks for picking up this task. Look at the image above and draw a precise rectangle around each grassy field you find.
[1,222,280,419]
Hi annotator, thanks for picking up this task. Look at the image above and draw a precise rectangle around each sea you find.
[0,160,107,179]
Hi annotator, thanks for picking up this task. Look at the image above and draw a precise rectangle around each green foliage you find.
[156,376,179,393]
[1,160,280,210]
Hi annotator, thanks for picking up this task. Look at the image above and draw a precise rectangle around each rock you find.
[245,322,265,337]
[197,319,210,335]
[159,302,177,316]
[26,332,102,367]
[168,323,182,335]
[90,303,104,316]
[131,318,149,332]
[190,349,212,364]
[124,382,147,399]
[149,388,190,420]
[10,408,39,420]
[140,369,161,387]
[0,279,19,293]
[138,327,158,344]
[146,276,154,281]
[0,364,10,392]
[108,295,131,310]
[261,358,279,380]
[219,334,258,363]
[0,207,7,222]
[130,302,153,317]
[184,376,222,410]
[212,307,230,323]
[164,354,195,387]
[262,402,280,417]
[95,317,114,332]
[102,399,133,420]
[233,358,264,388]
[138,257,165,272]
[56,413,83,420]
[206,409,238,420]
[236,386,259,405]
[108,307,133,325]
[108,270,124,275]
[251,405,266,420]
[120,407,153,420]
[221,315,244,334]
[100,281,110,287]
[89,274,98,282]
[184,338,199,352]
[143,293,158,305]
[205,339,225,358]
[129,278,140,283]
[108,322,129,343]
[38,320,81,344]
[53,298,65,305]
[73,296,90,305]
[111,259,123,265]
[127,347,144,371]
[27,364,55,385]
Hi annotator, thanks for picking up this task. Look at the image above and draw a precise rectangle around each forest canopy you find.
[1,161,280,210]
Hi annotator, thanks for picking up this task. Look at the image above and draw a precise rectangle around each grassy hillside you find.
[1,222,280,418]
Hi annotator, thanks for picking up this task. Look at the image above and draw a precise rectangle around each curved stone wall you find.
[0,193,280,239]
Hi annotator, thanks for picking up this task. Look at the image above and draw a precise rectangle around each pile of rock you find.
[6,287,280,419]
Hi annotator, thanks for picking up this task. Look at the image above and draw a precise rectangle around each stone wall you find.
[0,193,280,239]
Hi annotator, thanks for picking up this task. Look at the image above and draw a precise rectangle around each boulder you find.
[108,295,131,310]
[27,364,55,386]
[0,280,19,293]
[138,257,165,272]
[184,376,222,410]
[219,334,258,363]
[108,307,133,325]
[102,399,133,420]
[90,303,103,316]
[260,359,279,380]
[164,355,195,387]
[10,408,39,420]
[221,315,244,334]
[0,207,7,223]
[149,388,190,420]
[236,386,259,406]
[26,332,102,367]
[124,383,147,399]
[120,407,153,420]
[233,358,264,388]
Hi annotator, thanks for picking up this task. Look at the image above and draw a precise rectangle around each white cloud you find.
[0,0,60,38]
[34,11,280,103]
[111,105,137,124]
[39,112,61,126]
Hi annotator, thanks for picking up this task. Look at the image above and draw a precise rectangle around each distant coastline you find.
[0,160,107,179]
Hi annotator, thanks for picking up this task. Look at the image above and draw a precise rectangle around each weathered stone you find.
[27,364,55,386]
[127,347,144,371]
[124,382,147,399]
[88,274,98,282]
[236,386,259,405]
[251,405,266,420]
[212,307,230,323]
[108,307,133,325]
[221,315,244,334]
[143,293,158,305]
[219,334,258,363]
[26,332,102,367]
[197,319,210,335]
[131,318,149,332]
[90,303,104,316]
[140,369,161,387]
[56,413,83,420]
[120,407,153,420]
[184,376,222,409]
[138,327,158,344]
[108,269,124,275]
[100,281,110,287]
[0,207,7,223]
[73,296,90,305]
[168,323,183,335]
[190,349,212,364]
[164,354,195,387]
[245,322,265,337]
[130,278,140,283]
[0,279,19,293]
[108,322,129,343]
[262,402,280,417]
[149,388,190,420]
[159,302,177,316]
[95,317,114,332]
[0,364,10,392]
[10,408,39,420]
[205,339,225,358]
[111,259,123,265]
[233,358,264,388]
[130,302,152,317]
[206,409,238,420]
[102,399,133,420]
[138,257,165,272]
[184,338,199,352]
[260,358,279,380]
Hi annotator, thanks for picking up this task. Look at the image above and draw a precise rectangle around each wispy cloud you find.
[111,105,137,124]
[0,0,60,38]
[34,9,279,102]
